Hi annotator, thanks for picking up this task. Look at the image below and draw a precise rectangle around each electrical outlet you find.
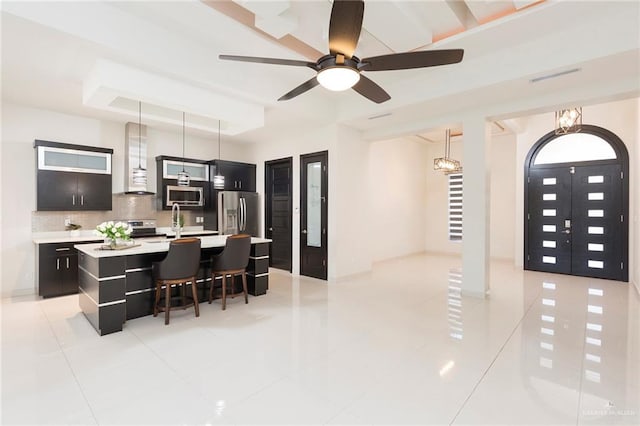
[196,216,204,223]
[64,218,71,227]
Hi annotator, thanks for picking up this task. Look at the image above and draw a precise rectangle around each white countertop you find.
[32,231,105,244]
[75,235,271,258]
[32,227,218,244]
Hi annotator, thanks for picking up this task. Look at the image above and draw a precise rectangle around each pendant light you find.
[213,119,225,189]
[177,111,190,186]
[131,101,147,185]
[555,107,582,135]
[433,128,462,174]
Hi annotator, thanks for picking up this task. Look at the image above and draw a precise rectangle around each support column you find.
[462,115,491,297]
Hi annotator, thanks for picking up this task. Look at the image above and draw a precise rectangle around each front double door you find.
[526,163,626,281]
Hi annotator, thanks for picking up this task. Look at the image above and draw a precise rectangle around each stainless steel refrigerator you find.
[217,191,259,236]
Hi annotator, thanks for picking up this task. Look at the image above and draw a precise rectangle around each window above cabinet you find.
[162,159,208,181]
[35,140,112,174]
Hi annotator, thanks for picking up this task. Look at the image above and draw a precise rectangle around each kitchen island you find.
[75,235,271,335]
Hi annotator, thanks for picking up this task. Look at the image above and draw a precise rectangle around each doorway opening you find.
[524,125,629,281]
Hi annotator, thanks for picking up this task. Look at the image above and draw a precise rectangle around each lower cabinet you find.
[37,241,100,298]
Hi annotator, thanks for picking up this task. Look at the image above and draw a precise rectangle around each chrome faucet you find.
[171,202,181,239]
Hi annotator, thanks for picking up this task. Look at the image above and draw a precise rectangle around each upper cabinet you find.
[156,156,208,210]
[35,140,113,211]
[210,160,256,192]
[162,158,209,181]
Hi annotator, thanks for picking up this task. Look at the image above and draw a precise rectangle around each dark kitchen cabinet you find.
[37,242,95,298]
[37,170,112,211]
[35,140,113,211]
[156,156,209,210]
[210,160,256,192]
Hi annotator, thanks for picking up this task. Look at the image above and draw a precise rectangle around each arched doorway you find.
[524,125,629,282]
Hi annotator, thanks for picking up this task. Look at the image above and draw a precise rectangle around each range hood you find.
[124,122,154,195]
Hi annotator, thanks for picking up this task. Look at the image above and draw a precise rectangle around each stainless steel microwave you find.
[166,185,204,207]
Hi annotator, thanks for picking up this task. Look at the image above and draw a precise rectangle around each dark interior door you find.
[526,163,625,281]
[527,167,573,274]
[571,164,623,280]
[265,158,292,271]
[300,151,328,280]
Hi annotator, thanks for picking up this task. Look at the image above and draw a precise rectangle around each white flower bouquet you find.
[95,221,133,242]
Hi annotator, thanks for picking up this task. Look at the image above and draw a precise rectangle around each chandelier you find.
[555,107,582,135]
[434,128,462,174]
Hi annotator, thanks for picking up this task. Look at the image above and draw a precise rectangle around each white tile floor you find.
[1,253,639,425]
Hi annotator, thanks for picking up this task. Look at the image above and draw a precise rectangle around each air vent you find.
[368,112,392,120]
[530,68,581,83]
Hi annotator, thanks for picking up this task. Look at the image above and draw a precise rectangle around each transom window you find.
[533,133,616,165]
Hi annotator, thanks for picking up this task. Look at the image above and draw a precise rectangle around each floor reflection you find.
[448,268,463,341]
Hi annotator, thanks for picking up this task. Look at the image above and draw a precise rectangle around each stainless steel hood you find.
[124,122,154,195]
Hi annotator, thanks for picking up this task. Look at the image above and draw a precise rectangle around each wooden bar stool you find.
[209,234,251,310]
[152,238,201,325]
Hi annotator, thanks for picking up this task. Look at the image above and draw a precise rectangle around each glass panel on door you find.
[306,162,322,247]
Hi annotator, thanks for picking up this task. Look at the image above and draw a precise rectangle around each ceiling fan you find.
[219,0,464,104]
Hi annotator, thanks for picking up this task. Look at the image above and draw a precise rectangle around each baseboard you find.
[1,288,36,300]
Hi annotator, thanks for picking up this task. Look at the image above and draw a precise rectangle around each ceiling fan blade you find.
[360,49,464,71]
[328,0,364,58]
[219,54,317,70]
[352,75,391,104]
[278,77,320,101]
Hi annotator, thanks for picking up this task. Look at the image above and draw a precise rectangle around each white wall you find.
[332,125,372,277]
[633,98,640,293]
[246,123,373,280]
[246,123,334,277]
[0,102,249,297]
[368,137,428,262]
[423,134,516,260]
[514,98,638,284]
[489,134,517,260]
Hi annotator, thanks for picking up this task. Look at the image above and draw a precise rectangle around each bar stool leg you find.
[191,278,200,317]
[165,283,171,325]
[242,272,248,304]
[208,273,215,304]
[180,282,186,310]
[222,274,227,310]
[153,280,161,317]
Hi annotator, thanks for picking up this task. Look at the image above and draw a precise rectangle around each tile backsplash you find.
[32,194,203,232]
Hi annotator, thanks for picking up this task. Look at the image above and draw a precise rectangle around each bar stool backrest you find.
[153,238,201,280]
[211,234,251,271]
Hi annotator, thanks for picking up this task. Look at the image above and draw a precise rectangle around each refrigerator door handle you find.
[238,197,243,232]
[241,197,246,232]
[218,192,224,234]
[243,198,247,232]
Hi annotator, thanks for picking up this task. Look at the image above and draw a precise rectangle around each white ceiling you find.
[1,1,638,144]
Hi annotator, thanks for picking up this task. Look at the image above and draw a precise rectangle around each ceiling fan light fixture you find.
[317,66,360,91]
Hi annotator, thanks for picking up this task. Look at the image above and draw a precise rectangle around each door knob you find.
[269,227,273,231]
[302,229,307,234]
